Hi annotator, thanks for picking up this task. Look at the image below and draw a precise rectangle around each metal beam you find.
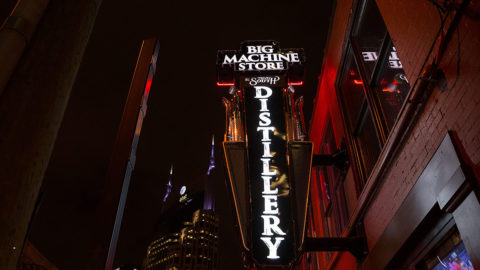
[303,236,367,260]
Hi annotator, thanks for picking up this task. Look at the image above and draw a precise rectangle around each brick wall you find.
[375,0,440,83]
[364,0,480,250]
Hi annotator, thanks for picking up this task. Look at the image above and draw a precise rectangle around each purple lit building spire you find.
[203,135,215,210]
[207,135,216,176]
[162,165,173,203]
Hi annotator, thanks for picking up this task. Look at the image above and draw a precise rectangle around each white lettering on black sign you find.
[253,86,286,259]
[245,76,281,86]
[222,45,300,71]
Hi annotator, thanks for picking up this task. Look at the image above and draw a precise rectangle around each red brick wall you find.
[375,0,440,83]
[364,0,480,250]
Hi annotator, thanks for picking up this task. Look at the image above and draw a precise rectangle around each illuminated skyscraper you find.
[143,210,219,270]
[143,136,219,270]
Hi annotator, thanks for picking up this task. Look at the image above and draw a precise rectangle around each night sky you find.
[2,0,334,268]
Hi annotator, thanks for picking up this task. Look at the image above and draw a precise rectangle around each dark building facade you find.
[300,0,480,269]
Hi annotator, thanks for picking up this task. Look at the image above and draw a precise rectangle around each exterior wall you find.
[365,0,480,250]
[306,0,480,269]
[376,1,440,83]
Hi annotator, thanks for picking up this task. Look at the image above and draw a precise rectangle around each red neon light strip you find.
[288,81,303,86]
[217,82,235,86]
[144,77,152,97]
[353,79,363,85]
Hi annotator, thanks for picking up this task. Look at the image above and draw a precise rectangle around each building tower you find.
[203,135,215,210]
[143,137,219,270]
[207,135,216,176]
[163,165,173,203]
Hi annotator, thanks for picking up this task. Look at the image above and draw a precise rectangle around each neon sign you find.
[253,86,286,259]
[245,81,294,265]
[220,41,309,267]
[218,41,304,72]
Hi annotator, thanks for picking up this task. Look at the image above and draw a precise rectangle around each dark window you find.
[374,43,410,129]
[356,110,382,175]
[353,0,387,80]
[337,0,411,185]
[340,49,367,131]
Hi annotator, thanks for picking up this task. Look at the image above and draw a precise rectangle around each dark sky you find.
[2,0,334,268]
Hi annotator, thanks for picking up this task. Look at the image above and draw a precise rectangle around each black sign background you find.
[244,83,294,265]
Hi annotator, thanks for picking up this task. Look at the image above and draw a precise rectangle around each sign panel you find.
[217,40,304,74]
[219,41,307,267]
[240,75,285,88]
[244,82,294,265]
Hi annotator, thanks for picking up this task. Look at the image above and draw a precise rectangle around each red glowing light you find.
[288,81,303,86]
[353,79,363,85]
[144,78,152,97]
[217,82,235,87]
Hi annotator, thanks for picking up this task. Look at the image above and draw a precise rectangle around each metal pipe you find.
[295,96,306,141]
[222,97,232,141]
[303,236,367,260]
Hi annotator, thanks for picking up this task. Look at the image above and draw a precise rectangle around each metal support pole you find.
[0,0,103,268]
[303,236,367,260]
[312,142,349,172]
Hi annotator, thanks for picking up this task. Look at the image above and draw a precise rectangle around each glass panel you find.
[340,49,367,130]
[335,182,349,233]
[420,228,474,270]
[431,242,474,270]
[354,0,387,80]
[375,44,411,129]
[319,172,331,211]
[356,110,381,176]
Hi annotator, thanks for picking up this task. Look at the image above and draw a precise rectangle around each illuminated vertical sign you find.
[219,41,306,267]
[245,81,293,265]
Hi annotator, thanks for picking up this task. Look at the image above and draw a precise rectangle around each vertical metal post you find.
[103,38,159,270]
